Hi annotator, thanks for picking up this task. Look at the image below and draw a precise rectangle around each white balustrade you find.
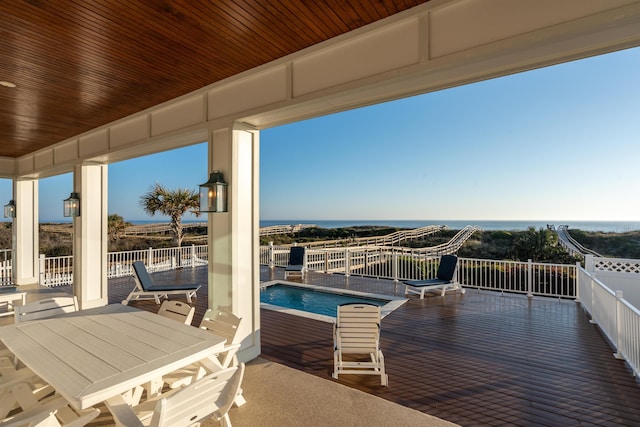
[578,265,640,377]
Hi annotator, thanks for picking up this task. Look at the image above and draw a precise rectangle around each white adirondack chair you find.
[333,303,388,386]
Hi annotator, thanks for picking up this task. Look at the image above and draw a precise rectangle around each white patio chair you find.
[0,366,54,419]
[156,300,195,325]
[162,309,244,405]
[0,392,100,427]
[14,297,79,324]
[333,303,388,386]
[164,309,242,384]
[110,364,245,427]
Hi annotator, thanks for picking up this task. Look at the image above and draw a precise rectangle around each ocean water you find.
[42,218,639,233]
[259,219,640,233]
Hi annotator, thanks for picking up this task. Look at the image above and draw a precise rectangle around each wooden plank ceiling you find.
[0,0,430,159]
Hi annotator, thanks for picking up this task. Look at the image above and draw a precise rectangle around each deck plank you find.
[104,265,640,426]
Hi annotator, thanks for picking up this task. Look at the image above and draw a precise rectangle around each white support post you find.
[324,251,329,274]
[574,261,582,303]
[191,244,196,267]
[526,259,533,298]
[344,249,350,278]
[13,179,39,286]
[614,290,625,360]
[207,124,260,363]
[392,252,399,283]
[268,242,274,269]
[585,254,594,274]
[147,247,153,268]
[589,272,597,324]
[73,163,109,309]
[38,254,45,286]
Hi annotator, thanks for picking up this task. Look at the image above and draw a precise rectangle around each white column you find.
[13,179,39,285]
[207,124,260,362]
[73,164,109,309]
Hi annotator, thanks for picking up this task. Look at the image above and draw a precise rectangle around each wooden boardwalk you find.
[103,265,640,427]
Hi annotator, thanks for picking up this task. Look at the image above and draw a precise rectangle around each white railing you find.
[577,265,640,377]
[39,254,73,287]
[40,244,208,287]
[262,244,577,298]
[279,225,448,249]
[0,249,12,286]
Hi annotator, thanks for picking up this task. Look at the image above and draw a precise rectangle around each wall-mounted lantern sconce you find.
[4,200,15,218]
[199,171,228,213]
[63,192,80,217]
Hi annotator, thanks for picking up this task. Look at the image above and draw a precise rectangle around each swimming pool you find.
[260,281,407,323]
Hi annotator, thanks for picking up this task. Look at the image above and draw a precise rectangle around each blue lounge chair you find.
[122,261,201,305]
[284,246,306,280]
[403,254,464,298]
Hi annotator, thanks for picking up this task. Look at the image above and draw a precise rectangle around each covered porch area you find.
[7,266,638,426]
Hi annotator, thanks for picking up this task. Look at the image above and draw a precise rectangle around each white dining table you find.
[0,304,226,412]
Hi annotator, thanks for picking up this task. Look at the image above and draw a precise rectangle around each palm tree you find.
[140,184,200,247]
[107,213,128,243]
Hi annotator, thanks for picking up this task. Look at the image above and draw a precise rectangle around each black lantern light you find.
[3,200,15,218]
[199,171,228,213]
[63,192,80,217]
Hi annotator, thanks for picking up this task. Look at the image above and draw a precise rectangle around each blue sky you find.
[2,46,639,223]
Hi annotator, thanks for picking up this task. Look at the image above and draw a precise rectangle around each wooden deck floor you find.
[9,265,639,426]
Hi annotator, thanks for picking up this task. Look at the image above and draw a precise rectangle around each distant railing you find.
[259,224,318,236]
[39,244,208,287]
[299,225,448,248]
[556,225,601,258]
[123,222,207,236]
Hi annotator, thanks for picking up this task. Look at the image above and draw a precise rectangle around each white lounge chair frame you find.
[333,303,388,386]
[122,261,200,305]
[14,297,79,324]
[403,254,465,299]
[284,246,306,280]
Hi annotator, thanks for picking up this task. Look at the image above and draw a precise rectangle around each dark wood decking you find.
[62,266,640,426]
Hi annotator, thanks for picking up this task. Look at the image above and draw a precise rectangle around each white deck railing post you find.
[147,247,153,267]
[344,249,350,277]
[268,242,274,269]
[575,261,582,302]
[589,272,597,324]
[392,252,398,282]
[527,259,533,298]
[191,244,196,267]
[585,254,594,273]
[38,254,45,285]
[324,251,329,273]
[614,290,624,360]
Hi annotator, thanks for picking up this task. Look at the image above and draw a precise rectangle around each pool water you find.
[260,284,389,318]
